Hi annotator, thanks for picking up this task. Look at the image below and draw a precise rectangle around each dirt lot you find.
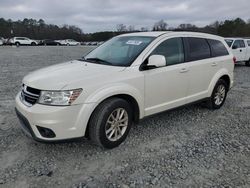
[0,46,250,188]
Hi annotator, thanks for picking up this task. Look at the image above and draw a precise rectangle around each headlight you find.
[38,89,82,106]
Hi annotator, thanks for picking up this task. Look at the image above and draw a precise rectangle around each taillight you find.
[233,57,236,64]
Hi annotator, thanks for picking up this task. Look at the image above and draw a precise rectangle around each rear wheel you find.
[89,98,133,149]
[15,42,20,47]
[206,79,228,109]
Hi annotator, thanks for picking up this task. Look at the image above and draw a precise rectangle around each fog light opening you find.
[37,126,56,138]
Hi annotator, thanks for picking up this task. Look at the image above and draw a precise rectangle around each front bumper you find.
[15,92,97,142]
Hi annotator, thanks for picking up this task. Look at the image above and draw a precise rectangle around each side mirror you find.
[148,55,166,68]
[232,45,238,49]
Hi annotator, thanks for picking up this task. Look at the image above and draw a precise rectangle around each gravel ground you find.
[0,46,250,188]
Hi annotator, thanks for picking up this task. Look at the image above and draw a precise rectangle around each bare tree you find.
[153,20,168,31]
[178,23,196,30]
[116,24,127,32]
[140,27,149,32]
[209,21,220,29]
[127,25,135,32]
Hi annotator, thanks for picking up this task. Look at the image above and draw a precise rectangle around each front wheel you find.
[89,98,133,149]
[15,42,20,47]
[207,79,228,109]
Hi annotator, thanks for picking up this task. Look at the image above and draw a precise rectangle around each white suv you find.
[10,37,37,46]
[56,39,80,46]
[15,32,234,148]
[225,38,250,66]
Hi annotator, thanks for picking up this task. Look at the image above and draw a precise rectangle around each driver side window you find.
[151,38,184,66]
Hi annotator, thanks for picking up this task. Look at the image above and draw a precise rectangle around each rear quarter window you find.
[185,37,211,61]
[208,39,229,57]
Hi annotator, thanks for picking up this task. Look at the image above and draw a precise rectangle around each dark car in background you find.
[39,39,61,46]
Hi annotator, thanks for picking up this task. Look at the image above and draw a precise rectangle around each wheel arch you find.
[219,75,230,91]
[84,93,141,138]
[208,69,232,96]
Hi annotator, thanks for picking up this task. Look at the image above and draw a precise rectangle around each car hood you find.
[23,60,126,90]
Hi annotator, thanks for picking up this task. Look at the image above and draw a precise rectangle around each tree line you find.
[0,17,250,41]
[0,18,83,40]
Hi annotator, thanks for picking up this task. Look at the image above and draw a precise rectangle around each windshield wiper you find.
[85,57,113,65]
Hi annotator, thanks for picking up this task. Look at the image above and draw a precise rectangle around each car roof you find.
[120,31,224,40]
[120,32,170,37]
[225,37,244,40]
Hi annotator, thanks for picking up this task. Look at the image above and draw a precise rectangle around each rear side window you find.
[208,39,229,57]
[151,37,184,66]
[185,37,211,61]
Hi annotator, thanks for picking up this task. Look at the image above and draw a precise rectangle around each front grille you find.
[21,85,41,106]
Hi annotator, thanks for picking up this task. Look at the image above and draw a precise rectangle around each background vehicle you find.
[39,39,61,46]
[56,39,80,46]
[225,38,250,66]
[10,37,38,46]
[16,32,234,149]
[0,37,4,45]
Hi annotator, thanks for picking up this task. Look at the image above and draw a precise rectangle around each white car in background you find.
[225,38,250,66]
[56,39,80,46]
[16,32,234,149]
[10,37,38,46]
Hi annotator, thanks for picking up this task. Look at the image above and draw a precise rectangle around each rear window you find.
[208,39,229,57]
[185,37,211,61]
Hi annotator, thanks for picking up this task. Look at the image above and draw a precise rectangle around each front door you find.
[144,37,189,116]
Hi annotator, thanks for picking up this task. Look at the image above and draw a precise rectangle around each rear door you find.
[232,40,247,61]
[183,37,217,103]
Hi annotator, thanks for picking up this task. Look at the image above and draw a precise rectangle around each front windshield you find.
[84,36,155,66]
[225,39,234,47]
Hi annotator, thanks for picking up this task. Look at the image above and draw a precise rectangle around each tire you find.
[15,42,20,47]
[31,42,36,46]
[246,60,250,67]
[206,79,228,109]
[89,98,133,149]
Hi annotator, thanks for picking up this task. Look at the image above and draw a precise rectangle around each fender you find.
[84,83,145,119]
[207,68,231,97]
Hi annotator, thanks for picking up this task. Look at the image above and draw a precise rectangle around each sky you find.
[0,0,249,33]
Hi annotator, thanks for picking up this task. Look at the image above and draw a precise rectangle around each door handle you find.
[211,62,217,67]
[179,68,189,73]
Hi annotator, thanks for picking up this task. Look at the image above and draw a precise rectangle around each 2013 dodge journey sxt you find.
[15,32,234,149]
